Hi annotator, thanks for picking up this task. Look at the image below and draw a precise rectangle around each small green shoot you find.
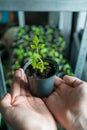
[30,35,49,73]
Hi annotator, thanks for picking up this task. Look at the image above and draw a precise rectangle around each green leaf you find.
[30,45,36,49]
[24,35,29,40]
[32,59,38,69]
[33,35,39,46]
[27,51,33,56]
[40,48,48,54]
[35,54,41,59]
[58,36,63,43]
[38,62,45,72]
[43,61,49,66]
[54,52,58,57]
[61,41,66,48]
[47,28,54,34]
[38,44,45,49]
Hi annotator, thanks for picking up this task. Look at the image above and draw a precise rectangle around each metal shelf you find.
[0,57,7,99]
[0,0,87,11]
[75,15,87,79]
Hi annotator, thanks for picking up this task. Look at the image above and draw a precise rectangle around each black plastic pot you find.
[23,58,59,98]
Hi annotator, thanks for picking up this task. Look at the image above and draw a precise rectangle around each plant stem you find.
[39,57,43,63]
[37,48,43,64]
[36,48,38,53]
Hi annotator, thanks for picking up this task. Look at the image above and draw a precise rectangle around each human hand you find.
[0,68,57,130]
[44,75,87,130]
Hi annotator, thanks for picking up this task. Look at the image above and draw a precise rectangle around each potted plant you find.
[23,35,58,98]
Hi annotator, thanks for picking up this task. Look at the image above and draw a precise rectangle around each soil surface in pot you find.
[25,62,56,79]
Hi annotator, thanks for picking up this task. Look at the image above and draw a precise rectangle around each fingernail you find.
[15,69,22,77]
[21,69,25,80]
[63,75,69,81]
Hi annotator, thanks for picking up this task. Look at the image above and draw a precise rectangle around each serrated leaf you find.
[33,35,39,46]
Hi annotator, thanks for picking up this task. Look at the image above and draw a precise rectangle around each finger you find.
[20,70,27,96]
[54,76,65,89]
[20,72,31,97]
[63,75,83,87]
[11,68,23,101]
[0,93,11,112]
[43,91,60,118]
[20,82,31,97]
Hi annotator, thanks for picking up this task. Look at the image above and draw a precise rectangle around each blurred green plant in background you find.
[1,25,74,87]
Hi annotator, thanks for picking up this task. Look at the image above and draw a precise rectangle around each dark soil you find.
[25,62,56,79]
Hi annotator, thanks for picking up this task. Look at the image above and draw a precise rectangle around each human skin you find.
[0,69,57,130]
[44,75,87,130]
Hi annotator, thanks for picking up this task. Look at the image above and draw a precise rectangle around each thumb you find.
[0,93,12,112]
[63,75,83,87]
